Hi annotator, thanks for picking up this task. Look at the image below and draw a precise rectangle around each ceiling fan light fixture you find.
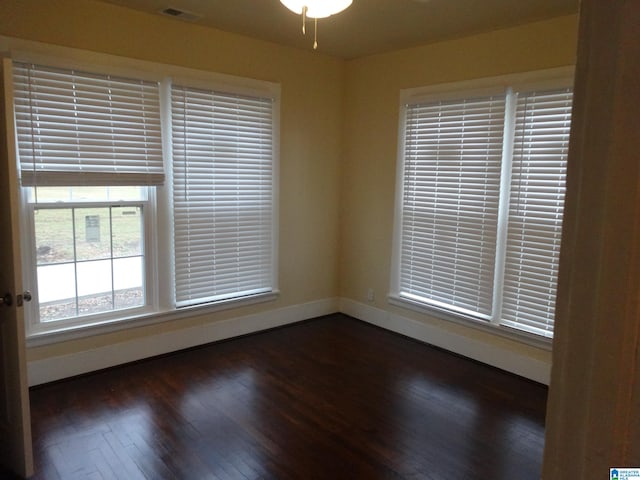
[279,0,353,19]
[280,0,352,50]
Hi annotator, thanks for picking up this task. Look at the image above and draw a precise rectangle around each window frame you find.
[22,191,159,336]
[169,79,276,308]
[9,50,280,345]
[390,67,574,347]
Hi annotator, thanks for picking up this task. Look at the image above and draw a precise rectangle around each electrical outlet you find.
[367,288,375,302]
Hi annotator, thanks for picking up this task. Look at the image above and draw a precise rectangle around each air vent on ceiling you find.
[160,7,201,22]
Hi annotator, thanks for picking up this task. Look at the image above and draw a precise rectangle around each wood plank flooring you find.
[23,314,547,479]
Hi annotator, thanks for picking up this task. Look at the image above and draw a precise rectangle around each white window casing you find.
[171,84,276,307]
[9,52,280,341]
[391,69,574,342]
[399,93,506,320]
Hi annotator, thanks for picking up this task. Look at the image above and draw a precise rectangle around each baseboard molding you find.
[28,297,340,386]
[28,296,551,386]
[339,298,551,385]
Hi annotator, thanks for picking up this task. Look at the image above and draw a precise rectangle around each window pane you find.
[78,293,113,317]
[113,257,144,309]
[75,208,112,261]
[34,209,74,265]
[77,259,113,315]
[172,85,275,307]
[399,95,505,319]
[32,202,147,324]
[77,260,113,296]
[112,206,143,257]
[37,263,76,321]
[29,186,147,203]
[500,88,573,338]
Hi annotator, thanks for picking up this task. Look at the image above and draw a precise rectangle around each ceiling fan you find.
[278,0,353,49]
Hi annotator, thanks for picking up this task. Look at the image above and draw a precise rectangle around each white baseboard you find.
[28,298,339,386]
[339,298,551,385]
[28,296,550,386]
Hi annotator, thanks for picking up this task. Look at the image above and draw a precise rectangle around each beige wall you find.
[0,0,344,362]
[340,15,579,370]
[0,0,580,373]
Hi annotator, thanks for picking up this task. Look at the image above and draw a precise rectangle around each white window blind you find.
[13,62,163,187]
[172,84,275,307]
[399,95,506,319]
[500,88,573,337]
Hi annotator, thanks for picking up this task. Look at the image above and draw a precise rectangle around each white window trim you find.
[398,67,575,105]
[169,79,277,308]
[390,66,574,348]
[26,291,280,348]
[2,37,280,345]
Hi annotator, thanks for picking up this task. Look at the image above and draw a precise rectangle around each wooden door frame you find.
[0,56,34,479]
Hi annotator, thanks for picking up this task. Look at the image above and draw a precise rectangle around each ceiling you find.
[100,0,579,59]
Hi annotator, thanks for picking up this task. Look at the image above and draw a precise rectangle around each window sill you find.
[387,294,553,351]
[26,290,280,347]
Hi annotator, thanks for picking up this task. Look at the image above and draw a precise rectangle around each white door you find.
[0,56,34,479]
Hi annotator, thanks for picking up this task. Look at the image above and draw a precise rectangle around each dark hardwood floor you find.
[23,314,547,479]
